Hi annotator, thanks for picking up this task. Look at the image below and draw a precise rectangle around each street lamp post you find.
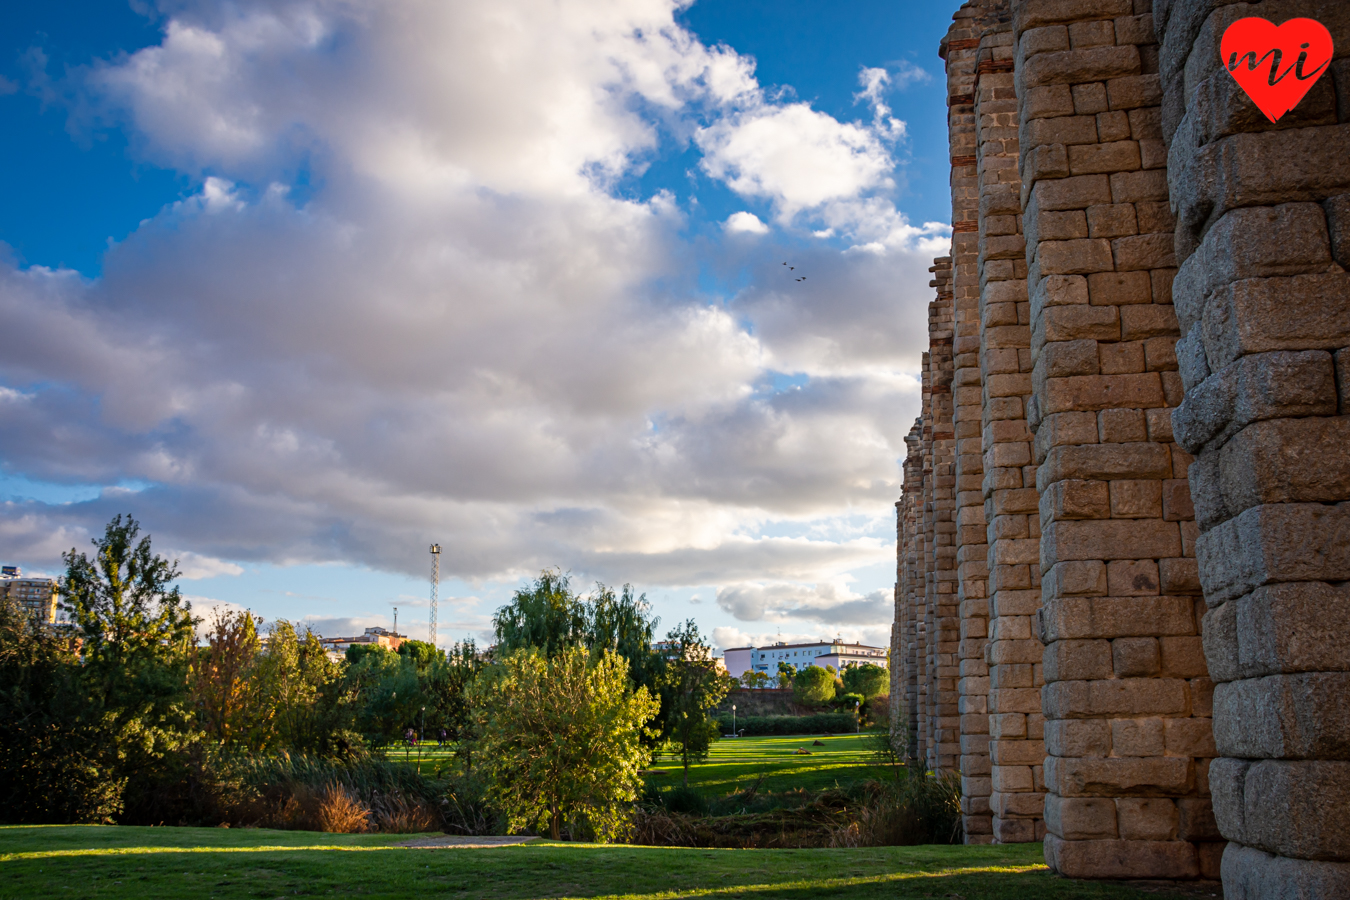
[855,698,860,734]
[731,704,736,738]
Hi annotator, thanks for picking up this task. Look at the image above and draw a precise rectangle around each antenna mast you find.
[429,544,441,647]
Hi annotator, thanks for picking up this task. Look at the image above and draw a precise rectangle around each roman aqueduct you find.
[890,0,1350,893]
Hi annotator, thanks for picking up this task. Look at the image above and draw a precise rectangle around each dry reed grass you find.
[313,783,371,833]
[371,796,439,833]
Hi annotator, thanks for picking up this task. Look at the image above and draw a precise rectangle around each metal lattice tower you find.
[429,544,440,647]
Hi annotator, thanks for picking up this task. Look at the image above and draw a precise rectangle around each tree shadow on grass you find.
[0,829,1212,900]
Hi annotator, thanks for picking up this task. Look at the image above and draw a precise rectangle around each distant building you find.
[651,639,678,660]
[748,639,886,675]
[814,643,888,672]
[318,626,406,659]
[652,639,713,662]
[0,567,58,624]
[721,646,753,678]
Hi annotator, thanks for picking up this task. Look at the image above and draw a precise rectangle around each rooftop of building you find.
[754,640,884,651]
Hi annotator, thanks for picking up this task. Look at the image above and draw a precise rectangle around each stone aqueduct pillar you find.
[1011,0,1221,878]
[943,2,999,843]
[972,23,1049,847]
[922,263,960,776]
[1154,0,1350,894]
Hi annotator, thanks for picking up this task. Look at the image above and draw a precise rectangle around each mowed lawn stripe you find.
[643,733,890,795]
[0,827,1204,900]
[393,733,888,795]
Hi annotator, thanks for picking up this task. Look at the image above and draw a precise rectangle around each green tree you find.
[659,620,733,787]
[398,639,441,671]
[191,608,263,748]
[345,642,387,665]
[344,645,422,748]
[492,569,589,657]
[0,597,123,823]
[775,660,795,689]
[249,620,353,755]
[841,663,888,700]
[249,620,308,749]
[792,664,836,705]
[739,670,770,690]
[470,647,657,841]
[423,639,483,768]
[290,628,358,756]
[586,583,665,743]
[59,515,198,816]
[491,572,667,745]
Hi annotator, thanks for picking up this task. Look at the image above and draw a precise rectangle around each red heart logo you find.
[1220,17,1334,123]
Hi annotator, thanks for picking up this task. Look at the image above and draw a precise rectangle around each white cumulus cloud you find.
[724,211,769,234]
[0,0,945,645]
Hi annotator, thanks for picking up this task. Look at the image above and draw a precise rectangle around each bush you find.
[629,776,961,849]
[309,783,371,833]
[715,713,855,736]
[440,771,498,836]
[469,647,658,841]
[653,784,708,816]
[835,769,963,846]
[207,753,444,833]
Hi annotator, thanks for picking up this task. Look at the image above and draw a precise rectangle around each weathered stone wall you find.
[974,22,1047,847]
[894,0,1350,888]
[924,262,960,775]
[896,258,955,769]
[943,1,1000,842]
[1011,0,1221,879]
[1154,0,1350,894]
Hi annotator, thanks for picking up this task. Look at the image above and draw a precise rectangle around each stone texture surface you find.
[1154,1,1350,894]
[894,0,1348,890]
[1014,0,1213,879]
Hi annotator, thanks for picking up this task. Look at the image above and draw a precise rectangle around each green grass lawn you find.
[643,733,890,796]
[0,825,1216,900]
[387,733,891,797]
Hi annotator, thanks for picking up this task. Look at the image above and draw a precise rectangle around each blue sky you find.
[1,0,962,650]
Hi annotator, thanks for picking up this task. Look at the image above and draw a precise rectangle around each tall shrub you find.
[0,598,123,823]
[469,647,657,841]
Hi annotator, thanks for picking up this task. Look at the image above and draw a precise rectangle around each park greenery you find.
[0,826,1210,900]
[0,514,956,849]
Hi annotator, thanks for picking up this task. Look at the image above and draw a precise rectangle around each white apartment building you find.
[721,646,753,678]
[748,639,886,674]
